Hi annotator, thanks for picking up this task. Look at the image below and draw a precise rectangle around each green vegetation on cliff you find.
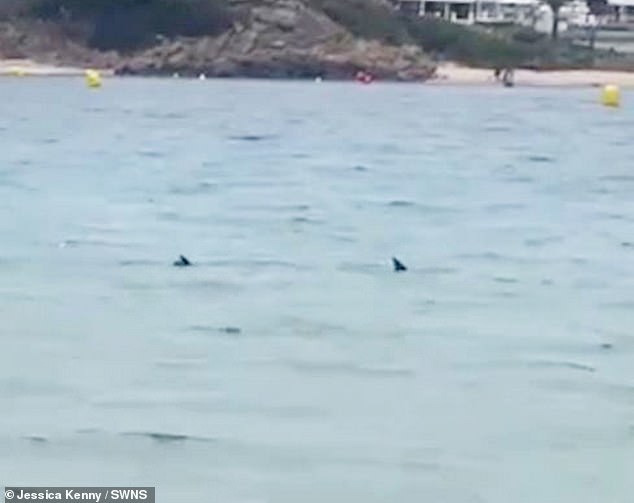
[1,0,235,50]
[309,0,596,68]
[308,0,411,46]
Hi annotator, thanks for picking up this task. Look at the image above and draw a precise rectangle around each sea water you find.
[0,78,633,502]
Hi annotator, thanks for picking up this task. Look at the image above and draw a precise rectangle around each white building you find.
[605,0,634,22]
[394,0,634,30]
[394,0,540,25]
[421,0,539,25]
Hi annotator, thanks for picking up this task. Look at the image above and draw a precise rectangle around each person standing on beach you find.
[502,68,515,87]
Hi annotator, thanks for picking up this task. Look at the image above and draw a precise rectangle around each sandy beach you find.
[430,62,634,87]
[0,59,112,77]
[2,58,634,87]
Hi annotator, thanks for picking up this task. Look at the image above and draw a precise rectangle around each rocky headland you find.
[0,0,437,81]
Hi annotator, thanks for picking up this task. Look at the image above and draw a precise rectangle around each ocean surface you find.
[1,78,633,502]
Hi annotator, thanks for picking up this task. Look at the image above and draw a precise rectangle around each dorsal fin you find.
[392,257,407,272]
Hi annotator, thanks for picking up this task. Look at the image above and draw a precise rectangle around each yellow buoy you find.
[601,84,620,107]
[9,66,26,77]
[85,69,102,88]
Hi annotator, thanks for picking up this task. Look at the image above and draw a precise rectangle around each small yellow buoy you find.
[10,66,26,77]
[85,69,102,88]
[601,84,620,107]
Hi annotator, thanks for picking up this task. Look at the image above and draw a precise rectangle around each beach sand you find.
[2,58,634,87]
[430,62,634,87]
[0,59,112,77]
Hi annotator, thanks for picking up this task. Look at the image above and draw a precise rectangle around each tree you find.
[19,0,235,51]
[545,0,566,39]
[586,0,607,51]
[587,0,608,16]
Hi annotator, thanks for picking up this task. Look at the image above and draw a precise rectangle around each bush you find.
[308,0,411,46]
[511,27,547,44]
[307,0,595,69]
[307,0,540,67]
[0,0,30,20]
[403,16,530,67]
[24,0,234,51]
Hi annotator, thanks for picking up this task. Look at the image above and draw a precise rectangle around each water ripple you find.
[228,134,278,142]
[284,360,415,378]
[188,325,242,336]
[120,432,215,444]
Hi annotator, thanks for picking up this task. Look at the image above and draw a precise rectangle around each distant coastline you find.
[4,58,634,89]
[6,0,634,86]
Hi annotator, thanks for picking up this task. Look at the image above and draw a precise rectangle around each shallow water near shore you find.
[1,78,634,502]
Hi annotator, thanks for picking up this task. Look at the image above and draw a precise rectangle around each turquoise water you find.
[1,78,633,502]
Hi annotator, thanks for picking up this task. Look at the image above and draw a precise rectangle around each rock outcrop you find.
[0,20,119,67]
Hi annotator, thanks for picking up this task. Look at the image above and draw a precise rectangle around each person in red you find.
[355,70,374,84]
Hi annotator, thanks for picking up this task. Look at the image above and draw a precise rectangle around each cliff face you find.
[115,0,436,80]
[0,0,436,81]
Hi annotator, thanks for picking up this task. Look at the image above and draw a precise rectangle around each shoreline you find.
[428,63,634,88]
[3,58,634,88]
[0,59,113,77]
